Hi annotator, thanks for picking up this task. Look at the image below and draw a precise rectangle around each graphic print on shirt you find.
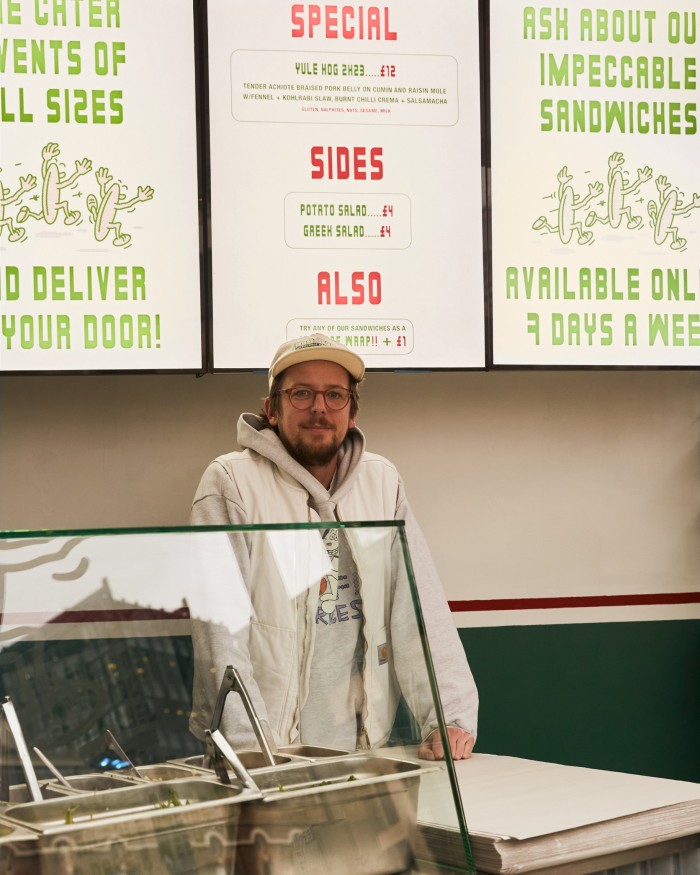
[319,528,340,615]
[317,529,363,626]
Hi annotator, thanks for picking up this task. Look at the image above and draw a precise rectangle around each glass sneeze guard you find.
[0,523,475,874]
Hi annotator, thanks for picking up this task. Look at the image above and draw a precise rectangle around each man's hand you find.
[417,727,475,761]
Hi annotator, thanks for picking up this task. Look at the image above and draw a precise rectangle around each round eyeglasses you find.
[277,387,354,411]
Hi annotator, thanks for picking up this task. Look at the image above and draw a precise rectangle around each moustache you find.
[303,417,335,428]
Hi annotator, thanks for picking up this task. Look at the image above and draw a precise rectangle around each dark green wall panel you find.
[460,620,700,782]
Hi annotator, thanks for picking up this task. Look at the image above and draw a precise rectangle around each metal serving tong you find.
[1,697,42,802]
[33,746,72,790]
[209,665,277,768]
[204,729,259,792]
[104,729,146,781]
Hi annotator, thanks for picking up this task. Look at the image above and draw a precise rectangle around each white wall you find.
[1,369,698,603]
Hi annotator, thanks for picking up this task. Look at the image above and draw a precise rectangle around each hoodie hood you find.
[237,413,366,520]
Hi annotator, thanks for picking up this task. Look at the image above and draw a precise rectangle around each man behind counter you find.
[189,333,478,760]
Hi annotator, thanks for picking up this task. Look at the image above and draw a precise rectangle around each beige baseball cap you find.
[268,333,365,388]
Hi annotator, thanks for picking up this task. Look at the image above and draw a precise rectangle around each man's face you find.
[265,360,356,468]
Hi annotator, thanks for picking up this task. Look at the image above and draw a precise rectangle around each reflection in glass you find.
[0,524,474,873]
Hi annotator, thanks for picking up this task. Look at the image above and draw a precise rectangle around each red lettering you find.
[325,4,338,37]
[309,4,322,35]
[310,145,324,179]
[337,146,350,180]
[367,271,381,303]
[353,147,366,178]
[291,3,305,37]
[336,271,348,304]
[318,271,331,303]
[291,5,396,40]
[341,5,354,38]
[369,147,383,179]
[384,7,397,40]
[309,145,384,180]
[351,271,364,304]
[317,271,382,305]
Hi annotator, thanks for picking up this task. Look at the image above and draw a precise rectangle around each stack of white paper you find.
[414,754,700,873]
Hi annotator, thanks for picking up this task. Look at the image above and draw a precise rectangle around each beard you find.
[279,419,343,468]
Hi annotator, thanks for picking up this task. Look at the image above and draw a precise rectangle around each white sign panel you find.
[208,0,485,369]
[0,0,202,371]
[491,0,700,366]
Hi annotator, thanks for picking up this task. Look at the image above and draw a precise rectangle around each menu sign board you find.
[208,0,485,369]
[0,0,202,372]
[491,0,700,366]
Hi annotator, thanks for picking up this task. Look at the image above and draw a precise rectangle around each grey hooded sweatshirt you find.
[189,413,478,749]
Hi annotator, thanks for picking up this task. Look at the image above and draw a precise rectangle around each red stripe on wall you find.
[449,593,700,612]
[0,608,190,625]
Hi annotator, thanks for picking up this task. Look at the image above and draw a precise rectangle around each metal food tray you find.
[278,743,350,759]
[235,753,433,875]
[0,816,39,871]
[8,781,74,803]
[0,817,37,841]
[2,777,260,874]
[168,746,350,788]
[201,667,430,874]
[48,772,138,793]
[169,749,297,773]
[110,762,209,783]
